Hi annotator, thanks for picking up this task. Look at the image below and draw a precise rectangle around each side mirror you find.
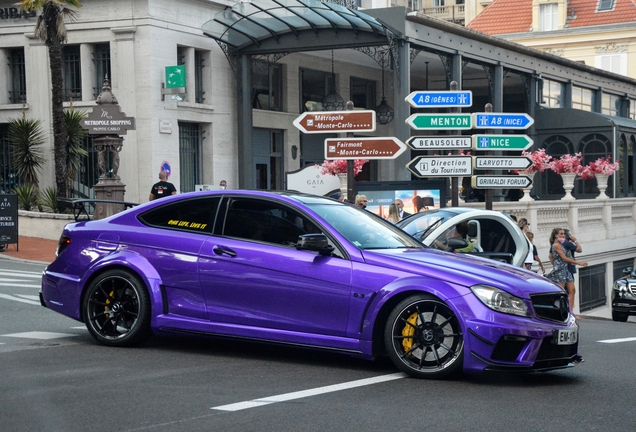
[296,233,334,256]
[445,237,469,252]
[624,266,633,276]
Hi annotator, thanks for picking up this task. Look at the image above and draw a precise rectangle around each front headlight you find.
[470,285,530,317]
[613,279,627,293]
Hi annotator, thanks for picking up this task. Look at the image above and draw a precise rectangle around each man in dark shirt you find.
[149,171,177,201]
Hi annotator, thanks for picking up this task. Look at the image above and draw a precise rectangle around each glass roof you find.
[202,0,386,51]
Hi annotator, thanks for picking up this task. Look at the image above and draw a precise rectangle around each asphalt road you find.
[1,259,635,432]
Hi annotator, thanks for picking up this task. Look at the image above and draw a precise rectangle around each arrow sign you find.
[472,135,534,151]
[325,137,407,160]
[406,114,473,130]
[473,113,534,130]
[471,175,533,189]
[473,156,532,170]
[407,135,472,150]
[405,90,473,108]
[293,110,376,134]
[406,156,473,178]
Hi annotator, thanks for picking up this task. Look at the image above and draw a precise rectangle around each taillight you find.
[56,235,71,256]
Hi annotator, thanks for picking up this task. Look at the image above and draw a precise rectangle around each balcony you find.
[421,4,465,24]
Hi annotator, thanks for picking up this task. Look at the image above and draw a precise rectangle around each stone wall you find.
[18,211,74,240]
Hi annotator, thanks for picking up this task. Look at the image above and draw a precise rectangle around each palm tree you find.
[17,0,83,198]
[64,102,88,195]
[8,111,46,189]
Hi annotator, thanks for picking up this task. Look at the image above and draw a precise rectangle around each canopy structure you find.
[202,0,392,55]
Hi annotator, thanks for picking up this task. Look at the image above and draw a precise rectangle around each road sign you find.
[405,90,473,108]
[293,110,376,134]
[471,175,533,189]
[473,113,534,129]
[325,137,407,160]
[406,156,473,177]
[406,114,473,130]
[406,135,472,150]
[472,134,533,151]
[473,156,532,170]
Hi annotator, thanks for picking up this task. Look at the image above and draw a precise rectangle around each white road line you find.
[0,283,41,289]
[0,293,40,305]
[0,331,78,340]
[598,337,636,344]
[211,372,406,412]
[0,271,42,277]
[15,294,40,301]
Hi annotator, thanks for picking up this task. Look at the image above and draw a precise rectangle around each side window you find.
[138,197,220,234]
[479,218,517,256]
[222,198,320,247]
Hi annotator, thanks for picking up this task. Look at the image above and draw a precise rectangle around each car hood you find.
[362,248,560,298]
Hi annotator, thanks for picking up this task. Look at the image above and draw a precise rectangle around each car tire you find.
[384,294,464,379]
[612,311,629,322]
[82,269,153,347]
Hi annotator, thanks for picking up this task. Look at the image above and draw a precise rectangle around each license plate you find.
[553,328,578,345]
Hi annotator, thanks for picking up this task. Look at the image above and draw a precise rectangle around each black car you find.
[612,267,636,322]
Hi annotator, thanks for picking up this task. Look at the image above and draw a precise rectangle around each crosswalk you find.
[0,269,43,306]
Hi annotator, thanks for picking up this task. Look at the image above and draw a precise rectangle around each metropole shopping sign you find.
[80,105,136,135]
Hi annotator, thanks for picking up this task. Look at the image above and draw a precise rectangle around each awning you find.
[202,0,389,54]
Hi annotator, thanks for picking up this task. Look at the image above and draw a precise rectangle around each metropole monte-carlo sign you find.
[80,105,136,135]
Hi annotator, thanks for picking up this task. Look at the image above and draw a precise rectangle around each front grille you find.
[534,336,578,369]
[491,337,527,362]
[629,283,636,297]
[530,293,570,322]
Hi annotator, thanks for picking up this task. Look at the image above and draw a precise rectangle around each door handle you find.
[213,246,237,258]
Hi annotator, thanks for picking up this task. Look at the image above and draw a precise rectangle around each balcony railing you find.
[422,5,465,23]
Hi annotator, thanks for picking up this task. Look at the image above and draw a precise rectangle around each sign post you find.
[0,194,18,251]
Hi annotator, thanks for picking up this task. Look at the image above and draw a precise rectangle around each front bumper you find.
[612,294,636,315]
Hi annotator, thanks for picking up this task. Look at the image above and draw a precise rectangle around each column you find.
[80,43,94,101]
[238,54,254,189]
[388,37,410,181]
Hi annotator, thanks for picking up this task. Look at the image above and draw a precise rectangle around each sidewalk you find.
[0,236,59,264]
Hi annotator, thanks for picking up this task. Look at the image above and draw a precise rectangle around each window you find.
[0,124,18,193]
[138,197,219,234]
[579,134,612,196]
[542,136,574,197]
[73,135,100,198]
[63,45,82,101]
[601,93,620,116]
[408,0,420,11]
[350,77,376,110]
[194,50,205,103]
[595,53,627,76]
[598,0,615,12]
[300,68,329,111]
[8,48,26,104]
[541,79,563,108]
[252,60,283,111]
[178,122,202,193]
[630,99,636,120]
[614,259,634,281]
[579,264,606,312]
[539,3,558,31]
[572,86,593,112]
[92,44,111,99]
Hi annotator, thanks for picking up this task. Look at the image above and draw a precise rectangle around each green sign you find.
[472,134,533,151]
[165,65,186,88]
[406,114,473,130]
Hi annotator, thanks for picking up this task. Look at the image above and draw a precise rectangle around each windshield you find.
[306,203,423,250]
[398,210,460,241]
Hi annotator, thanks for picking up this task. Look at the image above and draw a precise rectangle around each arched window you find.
[618,134,627,197]
[578,134,611,195]
[542,135,573,197]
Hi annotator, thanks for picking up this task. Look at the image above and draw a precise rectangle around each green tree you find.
[17,0,83,198]
[64,103,88,195]
[8,111,46,189]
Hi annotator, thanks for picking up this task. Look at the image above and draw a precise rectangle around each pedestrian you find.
[386,203,400,224]
[546,227,588,314]
[518,218,535,271]
[526,231,545,274]
[219,180,227,190]
[394,199,411,220]
[355,195,368,209]
[149,171,177,201]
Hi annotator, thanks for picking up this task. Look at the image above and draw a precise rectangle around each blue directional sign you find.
[405,91,473,108]
[473,113,534,130]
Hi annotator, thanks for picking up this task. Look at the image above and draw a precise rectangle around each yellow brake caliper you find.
[402,312,419,353]
[105,291,114,318]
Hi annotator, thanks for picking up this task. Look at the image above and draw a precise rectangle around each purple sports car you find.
[40,191,581,379]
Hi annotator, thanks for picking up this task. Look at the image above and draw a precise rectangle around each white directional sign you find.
[407,156,473,178]
[407,135,472,150]
[472,175,533,189]
[473,156,532,170]
[473,113,534,130]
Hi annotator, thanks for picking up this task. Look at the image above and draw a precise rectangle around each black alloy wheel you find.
[384,294,464,379]
[83,269,152,347]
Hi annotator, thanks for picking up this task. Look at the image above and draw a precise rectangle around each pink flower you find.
[579,156,619,179]
[317,159,368,176]
[522,148,552,173]
[549,153,583,175]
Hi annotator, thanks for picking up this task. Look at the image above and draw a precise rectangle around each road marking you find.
[0,331,78,340]
[0,293,40,305]
[598,337,636,344]
[211,372,406,412]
